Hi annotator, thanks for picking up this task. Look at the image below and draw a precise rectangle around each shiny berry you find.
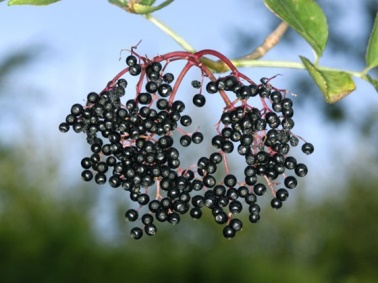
[302,142,314,155]
[223,225,236,239]
[192,132,204,144]
[125,209,138,222]
[271,198,282,209]
[276,188,289,201]
[130,227,143,239]
[193,94,206,107]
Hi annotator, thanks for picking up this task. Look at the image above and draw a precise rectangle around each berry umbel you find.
[59,47,314,240]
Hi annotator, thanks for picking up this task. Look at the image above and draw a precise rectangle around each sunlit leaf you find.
[108,0,127,7]
[366,12,378,70]
[264,0,328,58]
[300,56,356,103]
[8,0,60,5]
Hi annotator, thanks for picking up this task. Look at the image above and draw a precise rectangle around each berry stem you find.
[220,151,230,175]
[195,49,239,74]
[169,61,195,104]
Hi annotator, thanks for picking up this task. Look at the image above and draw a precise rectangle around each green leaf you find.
[366,12,378,70]
[365,74,378,92]
[108,0,126,5]
[139,0,156,6]
[8,0,60,5]
[264,0,328,58]
[130,0,173,14]
[300,56,356,103]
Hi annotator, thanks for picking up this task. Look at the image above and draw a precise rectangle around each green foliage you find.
[7,0,60,5]
[264,0,328,58]
[300,56,356,103]
[365,12,378,71]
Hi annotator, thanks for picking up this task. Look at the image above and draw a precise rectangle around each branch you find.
[238,22,289,60]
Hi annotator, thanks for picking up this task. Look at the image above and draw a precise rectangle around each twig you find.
[238,22,289,60]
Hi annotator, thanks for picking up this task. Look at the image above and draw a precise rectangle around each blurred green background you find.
[1,0,378,282]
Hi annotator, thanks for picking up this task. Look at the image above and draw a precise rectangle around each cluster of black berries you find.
[199,75,314,236]
[59,50,314,240]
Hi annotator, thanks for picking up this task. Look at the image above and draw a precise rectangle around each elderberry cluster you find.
[59,50,314,240]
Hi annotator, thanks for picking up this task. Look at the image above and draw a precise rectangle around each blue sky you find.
[1,0,377,202]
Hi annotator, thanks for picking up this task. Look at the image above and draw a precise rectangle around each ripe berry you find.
[295,163,308,177]
[126,55,137,67]
[87,92,99,103]
[285,156,297,170]
[168,212,180,225]
[137,193,150,205]
[145,81,158,93]
[302,142,314,155]
[193,94,206,107]
[156,210,168,222]
[180,115,192,127]
[125,209,139,222]
[142,214,154,225]
[129,64,142,76]
[192,132,204,144]
[137,92,152,104]
[276,188,289,201]
[203,175,216,188]
[281,98,293,109]
[237,186,249,198]
[271,198,282,209]
[224,174,237,187]
[81,170,93,181]
[81,157,92,169]
[70,103,83,115]
[172,100,185,113]
[249,214,260,223]
[206,81,217,94]
[145,224,157,236]
[230,218,243,231]
[190,207,202,219]
[229,200,243,214]
[214,185,226,196]
[180,135,192,147]
[190,195,203,208]
[284,176,298,189]
[158,84,172,97]
[221,141,234,153]
[210,152,222,164]
[253,183,266,196]
[163,73,174,83]
[226,187,238,200]
[214,211,228,224]
[223,225,236,239]
[95,173,106,185]
[130,227,143,240]
[148,200,161,213]
[245,193,257,205]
